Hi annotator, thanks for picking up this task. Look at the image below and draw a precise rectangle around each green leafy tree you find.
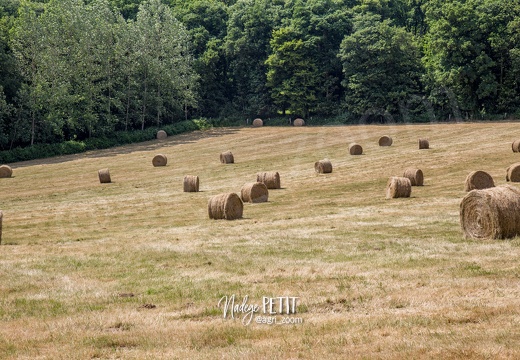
[339,14,423,121]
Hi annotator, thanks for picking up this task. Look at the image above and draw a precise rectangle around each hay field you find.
[1,122,520,359]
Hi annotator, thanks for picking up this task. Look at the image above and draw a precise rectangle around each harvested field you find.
[1,122,520,359]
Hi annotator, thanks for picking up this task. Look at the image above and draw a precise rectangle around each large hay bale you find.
[208,193,243,220]
[512,140,520,153]
[0,165,12,178]
[460,184,520,239]
[157,130,167,140]
[252,118,263,127]
[506,162,520,182]
[349,143,363,155]
[315,159,333,174]
[152,154,167,167]
[220,151,234,164]
[386,176,412,199]
[403,168,424,186]
[378,135,393,146]
[293,118,305,126]
[256,171,281,189]
[418,138,429,149]
[98,168,111,183]
[464,170,494,191]
[183,175,199,192]
[241,182,269,203]
[0,210,3,244]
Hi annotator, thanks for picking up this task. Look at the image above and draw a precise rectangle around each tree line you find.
[0,0,519,150]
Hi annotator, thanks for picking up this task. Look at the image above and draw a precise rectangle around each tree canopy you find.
[0,0,519,150]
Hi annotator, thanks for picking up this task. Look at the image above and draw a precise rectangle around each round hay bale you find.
[152,154,167,167]
[0,210,3,245]
[403,168,424,186]
[256,171,281,189]
[386,176,412,199]
[464,170,494,191]
[183,175,199,192]
[98,168,111,183]
[220,151,234,164]
[418,138,429,149]
[349,143,363,155]
[252,118,263,127]
[208,193,243,220]
[460,184,520,239]
[0,165,12,178]
[293,118,305,126]
[241,182,269,203]
[378,135,393,146]
[512,140,520,153]
[506,163,520,182]
[156,130,167,140]
[315,159,333,174]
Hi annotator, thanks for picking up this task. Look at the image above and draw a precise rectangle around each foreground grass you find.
[1,123,520,359]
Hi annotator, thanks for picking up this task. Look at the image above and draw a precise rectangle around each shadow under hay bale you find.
[315,159,333,174]
[257,171,281,189]
[386,176,412,199]
[0,210,3,245]
[293,118,305,126]
[252,118,263,127]
[379,135,393,146]
[460,184,520,239]
[464,170,494,191]
[512,140,520,153]
[208,193,243,220]
[220,151,234,164]
[418,138,429,149]
[506,163,520,182]
[0,165,12,178]
[157,130,167,140]
[403,168,424,186]
[183,175,199,192]
[152,154,167,167]
[241,182,269,203]
[98,168,111,183]
[349,143,363,155]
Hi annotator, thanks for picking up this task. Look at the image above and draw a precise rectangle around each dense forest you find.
[0,0,519,151]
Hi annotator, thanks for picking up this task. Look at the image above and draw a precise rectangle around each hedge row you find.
[0,119,210,164]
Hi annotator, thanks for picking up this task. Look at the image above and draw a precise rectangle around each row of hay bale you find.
[251,118,306,127]
[208,172,280,220]
[460,163,520,240]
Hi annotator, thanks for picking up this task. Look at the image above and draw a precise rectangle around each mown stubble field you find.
[1,122,520,359]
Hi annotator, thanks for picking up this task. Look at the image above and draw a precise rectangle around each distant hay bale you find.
[252,118,263,127]
[157,130,167,140]
[506,163,520,182]
[464,170,494,191]
[98,168,111,183]
[256,171,281,189]
[460,184,520,239]
[0,165,12,178]
[512,140,520,152]
[293,118,305,126]
[315,159,333,174]
[208,193,243,220]
[379,135,393,146]
[386,176,412,199]
[183,175,199,192]
[220,151,234,164]
[418,138,429,149]
[152,154,167,167]
[241,182,269,203]
[403,168,424,186]
[0,210,3,244]
[349,143,363,155]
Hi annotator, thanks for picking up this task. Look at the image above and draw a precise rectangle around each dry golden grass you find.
[1,123,520,359]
